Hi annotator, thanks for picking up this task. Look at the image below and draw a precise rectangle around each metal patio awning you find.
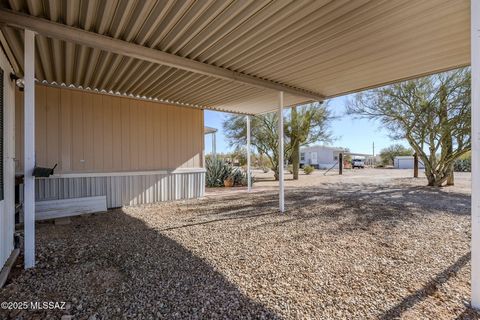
[0,0,470,115]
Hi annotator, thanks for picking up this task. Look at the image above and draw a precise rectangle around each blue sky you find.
[204,94,410,155]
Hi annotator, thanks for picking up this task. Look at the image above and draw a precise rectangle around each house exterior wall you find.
[15,84,205,208]
[300,146,342,169]
[15,85,204,173]
[0,48,15,272]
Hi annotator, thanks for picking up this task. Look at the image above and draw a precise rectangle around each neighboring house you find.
[300,145,346,169]
[394,156,425,169]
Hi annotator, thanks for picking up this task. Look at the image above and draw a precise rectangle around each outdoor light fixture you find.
[10,73,24,91]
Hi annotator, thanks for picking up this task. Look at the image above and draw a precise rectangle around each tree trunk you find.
[290,107,300,180]
[425,167,451,187]
[273,171,279,181]
[446,165,454,186]
[427,174,443,187]
[440,84,455,186]
[413,153,419,178]
[292,141,300,180]
[272,159,279,181]
[446,139,454,186]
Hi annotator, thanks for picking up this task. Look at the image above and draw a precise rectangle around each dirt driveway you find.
[0,169,476,319]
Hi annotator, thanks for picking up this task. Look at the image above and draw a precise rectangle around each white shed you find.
[394,156,425,169]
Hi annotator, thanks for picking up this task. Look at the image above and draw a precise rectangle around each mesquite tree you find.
[347,68,471,186]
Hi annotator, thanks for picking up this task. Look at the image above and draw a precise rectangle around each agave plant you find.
[205,157,254,187]
[205,157,232,187]
[231,168,246,186]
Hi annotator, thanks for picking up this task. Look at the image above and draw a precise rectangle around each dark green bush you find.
[454,158,471,172]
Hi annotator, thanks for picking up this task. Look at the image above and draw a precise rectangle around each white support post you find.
[212,132,216,158]
[24,29,35,269]
[472,0,480,308]
[247,115,252,192]
[278,91,284,212]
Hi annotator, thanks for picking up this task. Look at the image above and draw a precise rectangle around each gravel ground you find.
[1,169,478,319]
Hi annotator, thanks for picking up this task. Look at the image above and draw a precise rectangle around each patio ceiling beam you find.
[0,9,325,102]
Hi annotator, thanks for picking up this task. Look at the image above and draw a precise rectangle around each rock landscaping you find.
[0,169,478,319]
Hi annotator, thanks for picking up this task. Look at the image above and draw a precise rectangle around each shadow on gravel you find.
[160,212,273,231]
[380,252,473,320]
[0,180,473,319]
[0,210,280,320]
[455,308,480,320]
[204,183,471,233]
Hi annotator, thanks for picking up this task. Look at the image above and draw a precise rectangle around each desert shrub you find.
[205,157,232,187]
[206,157,253,187]
[454,158,471,172]
[303,165,314,175]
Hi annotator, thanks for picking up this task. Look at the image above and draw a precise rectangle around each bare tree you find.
[347,68,470,186]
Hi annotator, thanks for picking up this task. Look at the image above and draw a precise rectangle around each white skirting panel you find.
[35,170,205,208]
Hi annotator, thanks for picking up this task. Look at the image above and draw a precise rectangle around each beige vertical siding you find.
[15,84,204,173]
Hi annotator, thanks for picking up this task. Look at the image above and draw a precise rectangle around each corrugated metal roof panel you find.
[0,0,470,114]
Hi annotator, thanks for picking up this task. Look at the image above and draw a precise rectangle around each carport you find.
[0,0,477,307]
